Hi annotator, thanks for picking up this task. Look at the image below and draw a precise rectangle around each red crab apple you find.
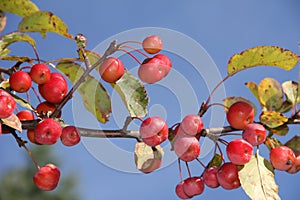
[175,181,191,199]
[242,123,266,146]
[27,129,41,145]
[138,57,165,84]
[99,57,124,83]
[34,118,62,145]
[60,126,81,146]
[139,116,168,146]
[33,164,60,191]
[217,162,241,190]
[30,63,51,84]
[270,146,295,171]
[203,166,220,188]
[9,71,32,93]
[183,177,205,197]
[286,154,300,174]
[180,114,204,136]
[153,54,172,76]
[173,136,200,162]
[16,110,34,121]
[0,89,16,118]
[226,101,254,129]
[142,35,162,54]
[226,138,253,165]
[38,73,68,104]
[36,101,61,118]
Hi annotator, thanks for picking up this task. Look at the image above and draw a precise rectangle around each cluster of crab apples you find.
[137,101,299,199]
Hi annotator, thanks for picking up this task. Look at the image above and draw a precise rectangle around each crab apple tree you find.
[0,1,300,199]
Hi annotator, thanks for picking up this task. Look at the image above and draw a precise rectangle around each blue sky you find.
[1,0,300,199]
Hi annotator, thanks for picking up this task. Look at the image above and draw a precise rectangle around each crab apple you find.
[34,118,62,145]
[142,35,162,54]
[38,73,68,104]
[99,57,124,83]
[286,155,300,174]
[174,136,200,162]
[27,129,41,145]
[36,101,61,118]
[16,110,34,121]
[30,63,51,84]
[270,146,295,171]
[226,138,253,165]
[180,114,204,136]
[242,123,266,146]
[138,57,165,84]
[153,54,172,76]
[183,177,205,197]
[60,126,81,146]
[0,89,16,118]
[33,163,60,191]
[139,116,168,146]
[9,71,32,93]
[226,101,254,129]
[203,166,220,188]
[217,162,241,190]
[175,181,191,199]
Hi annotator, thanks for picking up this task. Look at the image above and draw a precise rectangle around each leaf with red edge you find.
[56,61,111,123]
[1,113,22,132]
[134,142,164,174]
[0,0,39,17]
[227,46,299,76]
[18,11,73,39]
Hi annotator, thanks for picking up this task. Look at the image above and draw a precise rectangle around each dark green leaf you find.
[239,152,280,200]
[285,135,300,154]
[111,71,149,118]
[207,154,222,168]
[258,78,283,111]
[268,124,289,136]
[56,61,111,123]
[0,0,39,17]
[1,55,32,62]
[260,111,288,128]
[228,46,299,75]
[18,11,73,39]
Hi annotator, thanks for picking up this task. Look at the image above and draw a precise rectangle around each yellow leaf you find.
[228,46,299,75]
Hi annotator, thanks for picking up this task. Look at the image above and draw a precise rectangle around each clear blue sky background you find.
[1,0,300,199]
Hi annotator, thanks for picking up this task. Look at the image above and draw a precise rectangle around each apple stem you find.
[118,40,142,46]
[119,48,142,64]
[177,159,184,182]
[11,131,40,169]
[31,87,42,104]
[196,158,206,168]
[185,162,192,178]
[120,45,150,58]
[199,75,230,116]
[215,143,225,163]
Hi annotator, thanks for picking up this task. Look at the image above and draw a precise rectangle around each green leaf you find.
[268,124,289,136]
[260,111,288,128]
[0,32,36,56]
[258,78,283,111]
[0,0,39,17]
[239,152,280,200]
[1,113,22,132]
[0,47,10,58]
[111,71,149,118]
[1,55,32,62]
[207,153,222,168]
[56,61,111,123]
[227,46,299,76]
[282,81,299,104]
[265,137,283,151]
[245,81,260,101]
[18,11,73,39]
[10,92,34,111]
[285,135,300,154]
[223,96,257,115]
[134,142,163,174]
